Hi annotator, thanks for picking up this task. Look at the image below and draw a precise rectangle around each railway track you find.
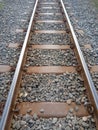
[0,0,98,129]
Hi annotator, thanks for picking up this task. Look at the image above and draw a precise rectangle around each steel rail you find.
[60,0,98,120]
[0,0,39,129]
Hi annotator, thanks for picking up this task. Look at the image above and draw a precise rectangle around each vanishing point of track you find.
[0,0,98,129]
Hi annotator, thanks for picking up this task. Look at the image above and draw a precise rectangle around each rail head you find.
[60,0,98,117]
[0,0,39,129]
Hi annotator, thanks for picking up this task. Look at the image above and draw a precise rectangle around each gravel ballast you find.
[0,47,21,66]
[0,0,98,129]
[37,8,61,13]
[91,73,98,91]
[83,48,98,66]
[30,33,70,45]
[39,4,60,8]
[35,14,63,20]
[0,0,35,119]
[0,72,14,103]
[26,49,77,66]
[63,0,98,92]
[11,113,96,130]
[34,23,66,30]
[0,0,35,44]
[18,73,87,103]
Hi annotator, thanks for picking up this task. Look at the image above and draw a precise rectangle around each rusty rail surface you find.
[0,0,98,129]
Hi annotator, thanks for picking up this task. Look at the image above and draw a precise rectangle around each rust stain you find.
[31,45,70,50]
[35,30,66,34]
[17,102,89,117]
[0,65,11,73]
[27,66,76,74]
[0,102,5,115]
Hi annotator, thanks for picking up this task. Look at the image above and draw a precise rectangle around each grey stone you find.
[82,122,89,127]
[27,109,32,113]
[40,109,45,113]
[20,125,30,130]
[74,106,79,112]
[13,121,21,129]
[65,126,71,130]
[69,108,74,113]
[33,113,38,120]
[52,118,57,124]
[23,114,32,122]
[29,119,33,124]
[20,120,26,126]
[67,99,72,105]
[82,116,88,121]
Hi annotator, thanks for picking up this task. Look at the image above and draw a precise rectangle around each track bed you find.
[0,0,98,129]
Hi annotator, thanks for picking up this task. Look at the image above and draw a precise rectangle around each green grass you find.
[93,0,98,9]
[0,2,4,10]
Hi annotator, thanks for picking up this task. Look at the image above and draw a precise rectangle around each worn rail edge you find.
[0,0,39,129]
[60,0,98,124]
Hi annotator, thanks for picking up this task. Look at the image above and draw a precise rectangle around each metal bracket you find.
[76,65,82,72]
[84,102,94,114]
